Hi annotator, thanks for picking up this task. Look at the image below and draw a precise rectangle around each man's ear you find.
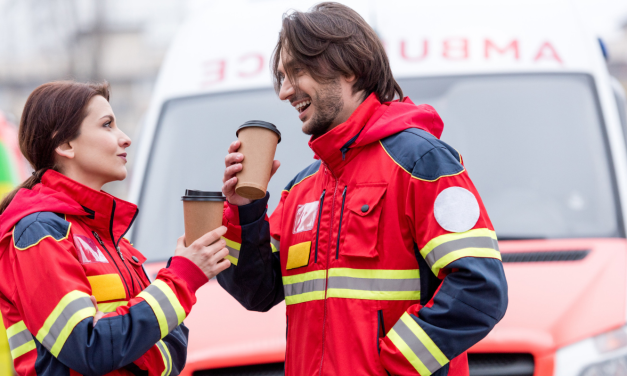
[55,141,75,160]
[343,74,357,84]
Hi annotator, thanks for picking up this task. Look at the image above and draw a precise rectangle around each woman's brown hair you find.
[0,80,110,214]
[272,2,403,103]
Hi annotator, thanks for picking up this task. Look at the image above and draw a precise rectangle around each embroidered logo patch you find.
[434,187,480,233]
[293,201,320,234]
[73,235,108,264]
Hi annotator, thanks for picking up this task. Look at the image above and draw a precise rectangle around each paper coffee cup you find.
[182,190,226,246]
[235,120,281,200]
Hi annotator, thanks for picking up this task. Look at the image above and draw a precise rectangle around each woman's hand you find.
[90,295,104,326]
[222,140,280,206]
[174,226,231,279]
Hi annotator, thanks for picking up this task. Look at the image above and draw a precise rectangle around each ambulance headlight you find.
[554,326,627,376]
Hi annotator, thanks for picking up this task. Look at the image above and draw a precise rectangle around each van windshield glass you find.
[134,74,622,261]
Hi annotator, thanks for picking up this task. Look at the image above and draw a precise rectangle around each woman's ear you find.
[55,142,75,160]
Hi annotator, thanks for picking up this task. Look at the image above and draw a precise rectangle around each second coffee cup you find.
[182,190,226,246]
[235,120,281,200]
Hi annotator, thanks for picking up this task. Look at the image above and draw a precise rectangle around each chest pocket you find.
[341,183,387,258]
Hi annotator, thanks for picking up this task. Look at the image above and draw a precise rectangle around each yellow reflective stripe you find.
[326,289,420,300]
[223,237,241,251]
[7,321,35,359]
[36,291,95,356]
[431,248,502,276]
[420,229,497,259]
[387,329,432,376]
[285,291,326,305]
[97,301,129,313]
[400,313,448,366]
[223,237,241,266]
[138,290,169,338]
[271,243,278,253]
[139,280,186,338]
[13,222,72,251]
[11,340,35,360]
[156,340,172,376]
[6,321,27,338]
[328,268,419,279]
[282,270,326,285]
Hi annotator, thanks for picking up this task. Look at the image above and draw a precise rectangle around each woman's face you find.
[57,95,131,190]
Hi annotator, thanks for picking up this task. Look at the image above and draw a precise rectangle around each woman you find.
[0,81,231,376]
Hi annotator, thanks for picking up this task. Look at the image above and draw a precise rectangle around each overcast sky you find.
[574,0,627,41]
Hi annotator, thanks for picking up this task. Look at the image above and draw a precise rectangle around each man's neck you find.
[327,90,367,133]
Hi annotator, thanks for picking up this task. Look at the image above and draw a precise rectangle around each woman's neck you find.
[59,168,106,192]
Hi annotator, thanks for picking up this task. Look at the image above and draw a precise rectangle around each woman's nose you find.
[119,131,131,148]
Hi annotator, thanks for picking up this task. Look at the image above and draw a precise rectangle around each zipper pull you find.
[92,231,104,246]
[116,245,125,261]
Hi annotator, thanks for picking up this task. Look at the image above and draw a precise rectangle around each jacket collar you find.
[41,170,138,247]
[308,93,383,174]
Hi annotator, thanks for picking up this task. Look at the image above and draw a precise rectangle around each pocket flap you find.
[347,183,388,216]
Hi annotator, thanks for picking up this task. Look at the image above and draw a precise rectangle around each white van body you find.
[129,1,627,375]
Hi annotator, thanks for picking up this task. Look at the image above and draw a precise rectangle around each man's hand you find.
[222,140,280,206]
[174,226,231,279]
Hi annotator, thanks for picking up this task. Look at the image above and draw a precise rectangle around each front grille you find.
[468,353,534,376]
[194,354,533,376]
[193,362,284,376]
[502,250,589,263]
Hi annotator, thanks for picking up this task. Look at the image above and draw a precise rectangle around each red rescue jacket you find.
[0,170,208,376]
[218,94,508,376]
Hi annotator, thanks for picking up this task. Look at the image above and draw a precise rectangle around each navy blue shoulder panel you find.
[284,160,322,192]
[380,128,464,181]
[13,212,70,250]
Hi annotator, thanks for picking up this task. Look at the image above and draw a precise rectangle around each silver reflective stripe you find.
[425,237,499,267]
[8,329,33,351]
[327,277,420,291]
[393,318,442,374]
[156,341,171,376]
[271,238,280,253]
[283,278,326,297]
[144,284,179,332]
[226,245,240,260]
[41,296,93,351]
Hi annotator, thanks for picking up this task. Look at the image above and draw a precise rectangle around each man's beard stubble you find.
[302,78,344,138]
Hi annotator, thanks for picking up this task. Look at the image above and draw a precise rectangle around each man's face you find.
[277,53,344,137]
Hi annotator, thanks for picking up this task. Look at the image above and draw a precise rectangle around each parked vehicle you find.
[129,0,627,375]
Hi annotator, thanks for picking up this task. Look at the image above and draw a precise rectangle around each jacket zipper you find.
[109,201,138,295]
[314,190,326,263]
[335,186,347,259]
[318,166,339,375]
[93,231,131,297]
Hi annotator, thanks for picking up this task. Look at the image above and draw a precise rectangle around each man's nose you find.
[279,78,295,101]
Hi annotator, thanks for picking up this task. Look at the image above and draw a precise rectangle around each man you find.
[219,3,508,375]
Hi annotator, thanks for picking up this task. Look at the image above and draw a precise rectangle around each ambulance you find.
[128,0,627,375]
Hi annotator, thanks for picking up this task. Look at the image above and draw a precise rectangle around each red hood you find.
[308,93,444,173]
[0,170,137,246]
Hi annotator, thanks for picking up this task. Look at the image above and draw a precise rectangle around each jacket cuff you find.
[229,192,269,225]
[167,256,209,293]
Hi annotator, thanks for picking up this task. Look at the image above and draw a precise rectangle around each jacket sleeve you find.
[126,323,189,376]
[217,192,284,312]
[9,212,207,376]
[379,150,508,376]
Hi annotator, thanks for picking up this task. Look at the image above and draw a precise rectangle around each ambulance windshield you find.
[134,73,622,261]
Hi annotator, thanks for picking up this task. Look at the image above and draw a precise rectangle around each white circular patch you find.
[434,187,480,233]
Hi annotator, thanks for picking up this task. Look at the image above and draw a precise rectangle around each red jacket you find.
[0,170,208,376]
[218,94,508,376]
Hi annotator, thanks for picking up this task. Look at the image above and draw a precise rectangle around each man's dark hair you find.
[271,2,403,103]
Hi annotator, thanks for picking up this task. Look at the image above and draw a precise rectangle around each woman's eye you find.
[103,122,112,128]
